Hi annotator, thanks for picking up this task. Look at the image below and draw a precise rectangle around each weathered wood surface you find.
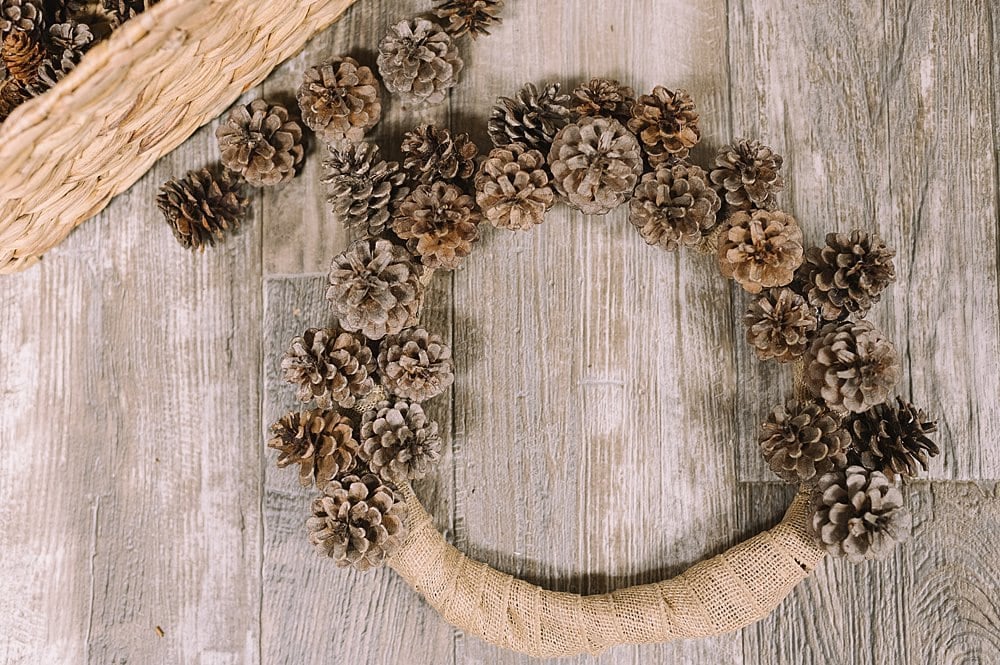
[1,0,998,664]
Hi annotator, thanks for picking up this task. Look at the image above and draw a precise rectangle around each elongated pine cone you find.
[434,0,503,39]
[803,320,901,413]
[377,18,463,106]
[744,287,818,362]
[216,99,304,187]
[628,161,720,251]
[759,400,850,484]
[627,86,700,165]
[307,473,408,570]
[2,30,42,84]
[401,124,479,185]
[296,56,382,144]
[281,327,376,409]
[718,209,804,293]
[709,139,784,212]
[475,143,555,230]
[797,230,896,321]
[0,0,41,34]
[322,142,407,238]
[847,397,939,481]
[156,168,248,251]
[268,409,359,488]
[326,239,425,340]
[572,77,635,123]
[359,400,443,483]
[488,81,571,152]
[392,181,481,270]
[378,327,454,402]
[810,465,911,562]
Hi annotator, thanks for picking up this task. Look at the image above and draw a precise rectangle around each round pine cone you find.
[475,142,555,230]
[803,320,901,413]
[796,230,897,321]
[488,81,571,153]
[548,116,644,215]
[709,139,784,212]
[359,400,443,483]
[743,287,818,362]
[156,167,248,251]
[378,327,454,402]
[718,209,804,294]
[377,18,463,106]
[322,141,407,238]
[759,400,850,484]
[433,0,504,39]
[627,86,700,165]
[29,46,80,94]
[268,409,359,488]
[216,99,304,187]
[326,239,425,341]
[0,0,41,34]
[810,465,911,562]
[572,77,635,123]
[104,0,154,25]
[281,327,376,409]
[296,56,382,144]
[628,161,720,251]
[392,181,481,271]
[401,124,479,185]
[48,21,93,51]
[307,473,408,570]
[847,397,939,481]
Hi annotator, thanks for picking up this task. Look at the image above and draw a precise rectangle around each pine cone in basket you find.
[627,86,700,165]
[628,161,720,251]
[281,327,377,410]
[296,56,381,144]
[810,465,911,562]
[488,81,571,152]
[433,0,503,39]
[548,116,644,215]
[268,409,359,488]
[846,397,939,481]
[796,230,897,321]
[103,0,156,26]
[803,320,901,413]
[359,399,443,484]
[156,167,248,251]
[377,327,454,402]
[48,20,93,51]
[322,141,407,239]
[743,287,818,363]
[326,239,425,340]
[307,472,408,571]
[709,139,784,212]
[216,99,304,187]
[401,124,479,185]
[717,209,804,293]
[572,77,635,124]
[392,181,481,270]
[377,18,463,107]
[0,77,28,120]
[0,0,41,34]
[475,142,555,230]
[29,45,80,94]
[759,400,850,484]
[1,29,42,84]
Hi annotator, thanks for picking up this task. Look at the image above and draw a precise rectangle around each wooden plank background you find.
[1,0,998,663]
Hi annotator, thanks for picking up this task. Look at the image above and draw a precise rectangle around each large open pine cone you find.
[433,0,504,39]
[743,287,818,362]
[488,81,571,153]
[296,56,382,144]
[216,99,304,187]
[401,124,479,185]
[281,327,376,409]
[377,18,463,106]
[0,0,41,34]
[627,86,700,165]
[759,400,850,484]
[847,397,939,481]
[709,139,784,212]
[322,141,407,238]
[475,142,555,230]
[392,181,481,270]
[48,21,94,51]
[796,230,896,321]
[378,327,454,402]
[156,168,248,251]
[572,77,635,123]
[359,400,443,484]
[268,409,359,488]
[803,320,901,413]
[718,209,804,294]
[628,161,720,251]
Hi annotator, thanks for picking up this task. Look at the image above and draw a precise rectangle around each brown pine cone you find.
[1,30,41,84]
[548,116,644,215]
[759,400,850,484]
[627,86,700,165]
[433,0,503,39]
[0,77,28,121]
[378,327,454,402]
[156,167,248,251]
[322,141,407,239]
[709,139,784,212]
[307,472,408,570]
[401,124,479,185]
[718,209,804,293]
[326,239,425,340]
[281,327,377,409]
[268,409,359,488]
[48,20,93,51]
[377,18,463,106]
[392,181,481,270]
[628,161,720,251]
[103,0,155,25]
[0,0,41,34]
[296,56,382,144]
[796,230,896,321]
[743,287,818,362]
[572,77,635,123]
[475,142,555,230]
[359,400,443,483]
[28,46,80,95]
[803,320,901,413]
[488,81,571,152]
[216,99,304,187]
[847,397,939,481]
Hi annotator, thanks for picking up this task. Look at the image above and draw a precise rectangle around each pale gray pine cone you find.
[377,18,463,106]
[392,181,481,271]
[322,141,408,238]
[104,0,156,25]
[488,81,571,152]
[215,99,304,187]
[709,139,784,212]
[759,400,850,484]
[267,409,359,488]
[359,399,443,484]
[474,142,555,230]
[717,209,804,294]
[156,167,248,251]
[572,77,635,123]
[433,0,504,39]
[627,86,701,165]
[296,56,382,144]
[803,320,901,413]
[377,327,454,402]
[48,20,93,51]
[628,161,720,251]
[743,287,818,363]
[281,327,377,409]
[401,123,479,185]
[846,397,939,481]
[0,0,41,34]
[796,230,897,321]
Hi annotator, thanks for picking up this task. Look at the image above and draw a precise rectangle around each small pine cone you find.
[759,400,850,484]
[378,327,454,402]
[156,167,248,251]
[216,99,304,187]
[359,400,443,483]
[103,0,156,25]
[796,230,897,321]
[488,82,571,152]
[433,0,503,39]
[0,77,28,120]
[392,181,481,270]
[268,409,359,488]
[326,239,425,341]
[709,139,784,212]
[322,141,407,238]
[718,209,804,294]
[810,465,912,562]
[628,161,720,251]
[48,20,93,51]
[281,327,376,409]
[475,143,555,230]
[377,18,463,107]
[2,30,42,84]
[28,46,80,95]
[548,116,644,215]
[803,320,901,414]
[744,287,818,363]
[627,86,700,165]
[296,57,381,144]
[401,124,479,185]
[572,77,635,123]
[0,0,41,34]
[307,473,408,570]
[847,397,939,481]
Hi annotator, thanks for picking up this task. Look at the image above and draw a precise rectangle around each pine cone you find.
[433,0,503,39]
[810,465,911,562]
[322,141,407,239]
[326,239,425,340]
[156,167,248,251]
[488,81,571,152]
[401,124,479,185]
[548,116,643,215]
[0,77,28,121]
[392,181,481,270]
[28,46,80,95]
[572,77,635,123]
[281,327,377,409]
[48,20,93,51]
[627,86,700,165]
[803,320,901,413]
[307,472,408,570]
[2,29,42,84]
[759,400,850,484]
[0,0,41,34]
[378,327,454,402]
[628,161,720,251]
[296,57,381,144]
[103,0,155,25]
[377,18,463,106]
[717,209,803,294]
[268,409,359,488]
[216,99,304,187]
[796,230,897,321]
[743,287,818,362]
[475,142,555,230]
[359,400,443,483]
[709,139,784,212]
[847,397,939,481]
